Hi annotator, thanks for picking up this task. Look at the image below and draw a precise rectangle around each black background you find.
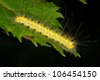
[0,0,100,66]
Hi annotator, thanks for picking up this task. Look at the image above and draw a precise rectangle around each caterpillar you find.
[15,16,79,57]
